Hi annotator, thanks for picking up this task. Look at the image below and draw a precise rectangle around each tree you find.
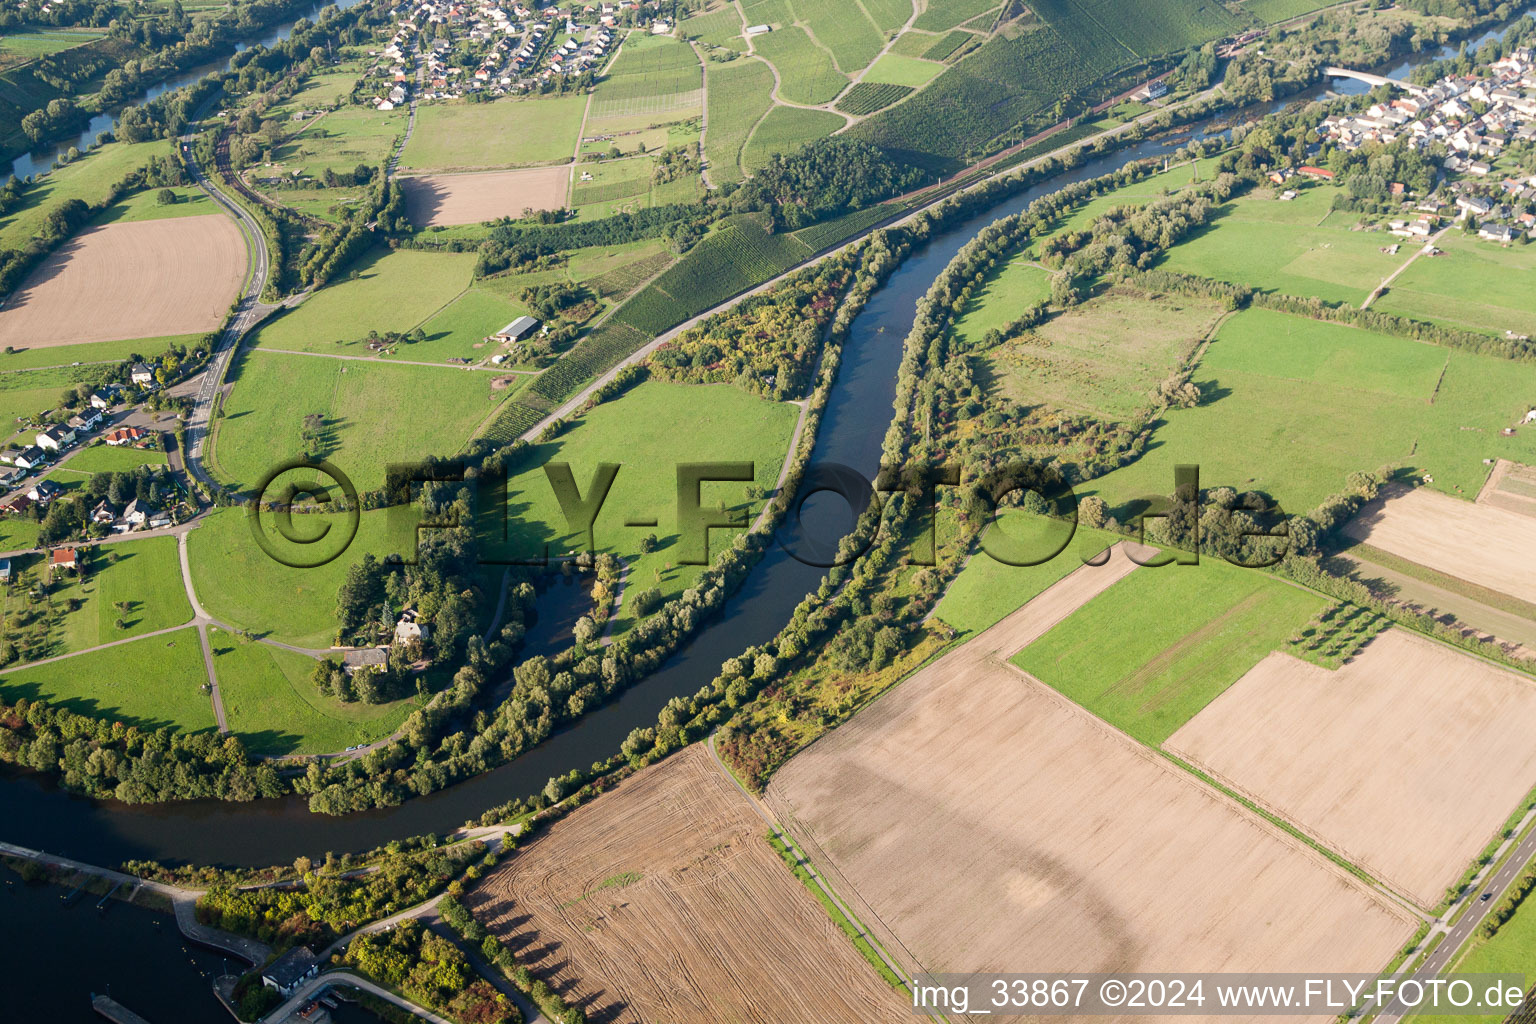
[156,188,177,206]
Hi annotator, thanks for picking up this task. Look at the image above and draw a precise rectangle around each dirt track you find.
[400,167,570,227]
[0,215,246,347]
[765,548,1415,1018]
[468,745,913,1024]
[1342,485,1536,605]
[1167,629,1536,907]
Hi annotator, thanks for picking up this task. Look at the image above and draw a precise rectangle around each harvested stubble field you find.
[0,215,245,347]
[1341,486,1536,607]
[767,548,1415,994]
[467,745,913,1024]
[399,167,570,227]
[1165,629,1536,908]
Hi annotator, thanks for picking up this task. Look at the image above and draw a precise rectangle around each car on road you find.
[1481,892,1493,901]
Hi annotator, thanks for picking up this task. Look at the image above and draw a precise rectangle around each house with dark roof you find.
[261,946,319,996]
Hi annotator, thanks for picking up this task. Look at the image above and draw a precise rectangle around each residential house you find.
[90,500,116,525]
[50,547,78,574]
[394,610,429,645]
[13,446,47,470]
[68,407,102,433]
[0,558,11,583]
[1479,222,1517,242]
[104,427,146,447]
[27,480,62,505]
[88,388,115,410]
[342,647,388,675]
[129,363,156,387]
[118,498,148,531]
[147,509,172,529]
[36,424,74,451]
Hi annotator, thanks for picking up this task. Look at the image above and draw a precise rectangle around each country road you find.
[1373,816,1536,1023]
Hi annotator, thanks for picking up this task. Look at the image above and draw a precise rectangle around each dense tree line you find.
[0,697,282,803]
[439,895,587,1024]
[299,167,406,286]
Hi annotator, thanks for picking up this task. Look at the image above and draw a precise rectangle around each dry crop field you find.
[399,167,570,227]
[1166,629,1536,907]
[467,745,914,1024]
[0,215,245,347]
[1476,459,1536,520]
[766,549,1415,1003]
[1341,485,1536,606]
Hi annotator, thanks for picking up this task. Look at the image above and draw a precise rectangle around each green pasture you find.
[486,381,797,634]
[1156,186,1415,306]
[249,249,477,353]
[213,349,510,493]
[1014,558,1323,744]
[863,53,944,87]
[263,105,407,182]
[93,186,217,224]
[1081,308,1536,514]
[400,96,587,170]
[1374,231,1536,340]
[0,626,214,733]
[933,516,1121,637]
[0,138,170,252]
[211,628,414,756]
[186,507,418,649]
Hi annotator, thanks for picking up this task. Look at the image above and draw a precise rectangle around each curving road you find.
[177,119,280,486]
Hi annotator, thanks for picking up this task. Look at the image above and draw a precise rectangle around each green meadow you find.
[211,628,414,756]
[1374,231,1536,340]
[0,627,214,733]
[1014,558,1323,745]
[401,96,588,170]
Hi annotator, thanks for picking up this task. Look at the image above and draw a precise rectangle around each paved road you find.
[263,970,455,1024]
[178,118,278,486]
[1372,817,1536,1022]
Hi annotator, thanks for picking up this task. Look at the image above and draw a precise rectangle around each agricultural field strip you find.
[766,546,1416,984]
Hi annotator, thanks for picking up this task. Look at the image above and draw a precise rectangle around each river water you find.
[0,7,1530,1015]
[6,0,368,182]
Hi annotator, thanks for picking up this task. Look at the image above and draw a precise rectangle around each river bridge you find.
[1324,65,1428,96]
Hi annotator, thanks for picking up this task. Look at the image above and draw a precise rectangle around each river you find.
[0,6,1530,1014]
[6,0,368,183]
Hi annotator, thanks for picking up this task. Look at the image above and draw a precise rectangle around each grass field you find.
[93,186,216,225]
[0,361,109,428]
[1081,308,1536,515]
[741,106,844,172]
[1014,558,1323,745]
[862,52,943,86]
[0,138,169,252]
[400,96,588,170]
[211,628,414,756]
[0,27,106,65]
[0,335,177,373]
[49,441,168,477]
[1374,231,1536,340]
[0,627,214,733]
[249,249,477,354]
[0,536,192,662]
[703,58,776,181]
[186,508,417,648]
[932,516,1121,637]
[978,290,1225,422]
[214,349,510,493]
[485,381,797,632]
[263,105,407,181]
[752,26,847,104]
[1157,186,1415,305]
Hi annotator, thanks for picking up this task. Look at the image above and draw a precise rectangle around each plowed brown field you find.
[0,215,245,347]
[468,745,913,1024]
[766,550,1416,1020]
[1167,629,1536,907]
[400,167,569,227]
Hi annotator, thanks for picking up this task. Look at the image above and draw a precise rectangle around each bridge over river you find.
[1325,65,1428,95]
